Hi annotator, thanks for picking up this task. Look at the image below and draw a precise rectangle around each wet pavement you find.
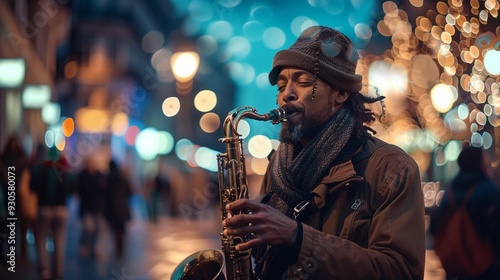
[1,195,221,280]
[1,195,445,280]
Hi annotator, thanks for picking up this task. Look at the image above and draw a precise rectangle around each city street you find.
[1,195,445,280]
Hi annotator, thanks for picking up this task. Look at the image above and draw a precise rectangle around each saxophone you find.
[171,106,287,280]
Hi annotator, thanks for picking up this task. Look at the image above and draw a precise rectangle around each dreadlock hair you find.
[343,91,385,137]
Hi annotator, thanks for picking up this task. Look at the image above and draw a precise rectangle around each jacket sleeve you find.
[291,146,426,280]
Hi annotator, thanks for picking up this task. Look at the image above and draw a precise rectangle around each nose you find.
[281,84,298,103]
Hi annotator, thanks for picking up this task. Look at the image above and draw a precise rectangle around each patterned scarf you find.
[267,107,357,217]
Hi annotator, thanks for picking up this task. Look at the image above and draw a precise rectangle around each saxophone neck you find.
[223,106,287,138]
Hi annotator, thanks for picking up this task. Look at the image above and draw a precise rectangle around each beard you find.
[279,117,325,145]
[278,100,333,145]
[279,122,303,144]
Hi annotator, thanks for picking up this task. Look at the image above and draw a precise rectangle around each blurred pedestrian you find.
[0,136,31,258]
[155,172,172,214]
[430,142,500,279]
[76,157,105,258]
[31,147,75,280]
[17,145,46,260]
[104,160,132,258]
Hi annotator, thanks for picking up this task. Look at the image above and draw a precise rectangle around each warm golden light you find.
[55,136,66,151]
[111,112,129,136]
[74,107,110,133]
[62,118,75,137]
[430,84,455,113]
[162,97,181,117]
[250,157,269,175]
[369,0,500,145]
[194,90,217,112]
[171,51,200,83]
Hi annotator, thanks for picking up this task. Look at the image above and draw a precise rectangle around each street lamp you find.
[169,51,200,140]
[171,51,200,83]
[171,51,200,95]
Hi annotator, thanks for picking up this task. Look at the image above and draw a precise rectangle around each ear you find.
[334,90,349,105]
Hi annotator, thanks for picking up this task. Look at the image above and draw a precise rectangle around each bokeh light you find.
[55,136,66,151]
[162,97,181,117]
[44,130,55,148]
[62,118,75,137]
[22,85,51,108]
[0,58,25,87]
[250,157,269,175]
[111,112,129,136]
[136,128,160,160]
[125,126,140,146]
[152,48,174,82]
[158,131,175,155]
[484,49,500,75]
[194,147,218,172]
[171,52,200,82]
[142,30,165,53]
[430,84,455,113]
[248,135,272,159]
[199,113,220,133]
[226,36,251,59]
[175,138,194,161]
[41,102,61,125]
[207,21,233,41]
[236,120,250,139]
[242,21,265,41]
[194,90,217,112]
[262,27,286,49]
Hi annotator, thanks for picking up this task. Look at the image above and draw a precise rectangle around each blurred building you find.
[1,0,236,179]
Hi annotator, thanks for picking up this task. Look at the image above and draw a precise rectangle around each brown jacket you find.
[260,136,426,279]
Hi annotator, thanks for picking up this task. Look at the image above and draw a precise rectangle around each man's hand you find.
[222,199,298,251]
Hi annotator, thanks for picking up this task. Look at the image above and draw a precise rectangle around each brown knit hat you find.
[269,26,362,93]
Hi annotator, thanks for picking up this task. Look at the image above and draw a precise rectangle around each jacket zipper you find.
[347,196,362,239]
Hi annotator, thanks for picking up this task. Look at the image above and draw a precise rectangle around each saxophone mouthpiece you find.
[267,107,287,124]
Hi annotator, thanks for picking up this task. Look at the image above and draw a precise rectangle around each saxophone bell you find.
[171,249,225,280]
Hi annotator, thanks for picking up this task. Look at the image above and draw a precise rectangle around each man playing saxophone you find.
[222,26,426,280]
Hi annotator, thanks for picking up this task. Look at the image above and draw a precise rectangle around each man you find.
[31,147,74,280]
[222,26,426,279]
[430,143,500,279]
[77,157,106,258]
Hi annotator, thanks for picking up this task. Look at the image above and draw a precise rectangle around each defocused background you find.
[2,0,500,186]
[0,0,499,279]
[2,0,500,191]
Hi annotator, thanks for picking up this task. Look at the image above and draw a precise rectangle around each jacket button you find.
[306,262,313,269]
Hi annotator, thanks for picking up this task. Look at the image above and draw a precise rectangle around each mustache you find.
[282,103,302,115]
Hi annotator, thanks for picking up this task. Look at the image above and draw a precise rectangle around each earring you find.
[311,81,317,100]
[311,58,319,100]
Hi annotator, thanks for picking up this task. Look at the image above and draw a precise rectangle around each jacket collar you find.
[311,160,363,209]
